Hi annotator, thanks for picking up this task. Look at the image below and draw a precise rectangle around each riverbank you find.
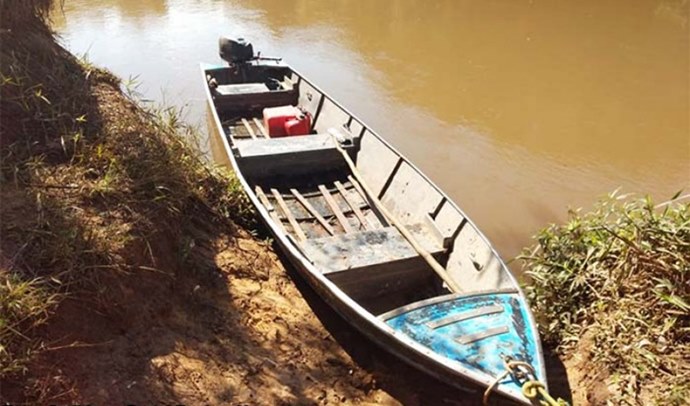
[0,2,400,404]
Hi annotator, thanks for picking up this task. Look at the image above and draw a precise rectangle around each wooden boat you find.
[201,38,547,404]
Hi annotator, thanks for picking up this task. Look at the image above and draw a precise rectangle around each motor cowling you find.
[219,37,254,63]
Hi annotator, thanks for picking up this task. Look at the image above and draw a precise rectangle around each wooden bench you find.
[301,225,446,299]
[235,133,356,177]
[213,82,298,113]
[216,83,270,96]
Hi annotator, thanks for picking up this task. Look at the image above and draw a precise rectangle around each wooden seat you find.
[301,225,446,299]
[235,133,354,177]
[213,82,298,113]
[216,83,270,96]
[302,226,443,274]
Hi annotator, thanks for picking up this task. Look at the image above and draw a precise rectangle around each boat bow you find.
[380,289,546,401]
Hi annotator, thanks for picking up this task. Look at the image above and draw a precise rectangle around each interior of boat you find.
[204,49,515,317]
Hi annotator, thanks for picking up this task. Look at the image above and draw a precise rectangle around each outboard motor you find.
[219,37,254,64]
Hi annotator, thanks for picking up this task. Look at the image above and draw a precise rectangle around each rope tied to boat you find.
[482,357,569,406]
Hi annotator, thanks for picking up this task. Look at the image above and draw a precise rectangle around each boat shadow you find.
[273,244,573,405]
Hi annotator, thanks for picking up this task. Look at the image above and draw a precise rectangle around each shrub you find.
[521,192,689,404]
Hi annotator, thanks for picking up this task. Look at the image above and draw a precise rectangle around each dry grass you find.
[0,0,252,398]
[0,271,59,376]
[521,191,689,405]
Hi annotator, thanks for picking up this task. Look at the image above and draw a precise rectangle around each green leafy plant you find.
[521,191,689,404]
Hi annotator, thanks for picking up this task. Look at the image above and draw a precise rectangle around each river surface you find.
[52,0,689,264]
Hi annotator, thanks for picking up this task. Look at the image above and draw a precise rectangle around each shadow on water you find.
[273,245,573,405]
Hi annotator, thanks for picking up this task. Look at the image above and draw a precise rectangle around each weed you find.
[521,191,689,404]
[0,272,59,376]
[0,0,254,394]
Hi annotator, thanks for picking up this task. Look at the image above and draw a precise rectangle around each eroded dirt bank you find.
[0,12,403,401]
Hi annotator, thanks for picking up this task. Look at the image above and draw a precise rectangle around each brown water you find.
[53,0,690,263]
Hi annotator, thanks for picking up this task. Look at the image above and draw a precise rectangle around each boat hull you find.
[201,60,545,405]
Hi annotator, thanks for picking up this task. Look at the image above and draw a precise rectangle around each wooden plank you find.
[221,120,238,143]
[216,83,270,95]
[334,181,371,230]
[271,188,306,241]
[318,184,354,233]
[326,256,434,306]
[225,129,236,144]
[235,133,338,157]
[253,118,269,138]
[290,188,335,236]
[264,206,365,222]
[348,175,389,227]
[214,90,298,115]
[241,118,257,139]
[292,185,338,199]
[255,186,286,235]
[348,175,368,203]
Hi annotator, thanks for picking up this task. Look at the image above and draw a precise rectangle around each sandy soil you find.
[7,226,576,405]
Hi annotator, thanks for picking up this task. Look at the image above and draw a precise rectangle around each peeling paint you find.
[384,292,543,397]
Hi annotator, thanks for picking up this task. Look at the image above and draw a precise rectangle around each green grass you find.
[521,191,689,404]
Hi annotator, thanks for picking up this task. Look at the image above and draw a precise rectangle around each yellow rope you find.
[522,380,567,405]
[482,359,569,406]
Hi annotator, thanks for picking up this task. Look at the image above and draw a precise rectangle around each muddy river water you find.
[53,0,689,262]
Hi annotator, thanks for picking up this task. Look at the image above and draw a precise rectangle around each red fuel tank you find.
[263,105,311,137]
[284,115,311,136]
